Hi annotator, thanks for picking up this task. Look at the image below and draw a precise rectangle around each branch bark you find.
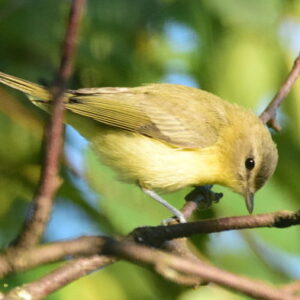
[0,210,299,299]
[3,237,300,300]
[0,236,107,277]
[260,52,300,130]
[12,0,85,248]
[0,210,298,278]
[5,256,113,300]
[106,239,300,300]
[131,210,300,246]
[282,280,300,295]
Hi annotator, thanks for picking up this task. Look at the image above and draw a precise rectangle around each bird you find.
[0,71,278,223]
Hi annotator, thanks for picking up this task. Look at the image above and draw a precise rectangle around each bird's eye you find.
[245,158,255,170]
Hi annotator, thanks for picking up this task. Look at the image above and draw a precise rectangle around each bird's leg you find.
[141,188,186,224]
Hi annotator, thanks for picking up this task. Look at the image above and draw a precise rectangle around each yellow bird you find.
[0,71,278,222]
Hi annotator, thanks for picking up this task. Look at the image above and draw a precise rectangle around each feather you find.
[67,84,229,148]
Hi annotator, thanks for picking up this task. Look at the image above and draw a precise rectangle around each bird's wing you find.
[66,84,228,148]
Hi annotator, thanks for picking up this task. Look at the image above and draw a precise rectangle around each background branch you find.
[282,280,300,295]
[3,237,300,300]
[12,0,85,249]
[106,239,300,300]
[5,256,113,300]
[0,236,108,277]
[260,52,300,130]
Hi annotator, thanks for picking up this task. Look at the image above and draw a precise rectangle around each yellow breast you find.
[91,127,225,192]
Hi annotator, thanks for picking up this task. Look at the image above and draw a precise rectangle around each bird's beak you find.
[245,191,254,214]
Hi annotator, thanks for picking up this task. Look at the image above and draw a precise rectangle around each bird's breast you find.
[91,128,224,192]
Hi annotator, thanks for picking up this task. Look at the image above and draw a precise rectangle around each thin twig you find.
[260,52,300,130]
[12,0,85,248]
[4,256,113,300]
[0,236,108,277]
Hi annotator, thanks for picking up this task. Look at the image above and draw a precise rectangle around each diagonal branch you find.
[5,256,114,300]
[12,0,85,248]
[0,236,108,277]
[260,52,300,130]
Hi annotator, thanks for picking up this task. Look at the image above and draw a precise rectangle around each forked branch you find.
[260,52,300,130]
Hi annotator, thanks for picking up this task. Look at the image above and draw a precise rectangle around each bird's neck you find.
[191,146,234,188]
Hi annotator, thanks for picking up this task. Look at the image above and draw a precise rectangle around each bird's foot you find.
[161,213,187,225]
[185,185,223,210]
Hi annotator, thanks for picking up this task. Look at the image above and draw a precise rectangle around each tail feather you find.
[0,71,51,101]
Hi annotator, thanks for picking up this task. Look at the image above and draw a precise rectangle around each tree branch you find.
[282,280,300,295]
[0,210,298,279]
[12,0,85,248]
[260,52,300,130]
[131,210,300,246]
[0,236,108,277]
[106,239,300,300]
[0,210,298,300]
[3,237,300,300]
[4,256,113,300]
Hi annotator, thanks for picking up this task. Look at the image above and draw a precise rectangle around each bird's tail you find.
[0,71,51,102]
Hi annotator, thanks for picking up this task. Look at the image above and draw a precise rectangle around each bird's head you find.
[221,113,278,213]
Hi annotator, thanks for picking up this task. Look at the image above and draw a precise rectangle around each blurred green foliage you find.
[0,0,299,299]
